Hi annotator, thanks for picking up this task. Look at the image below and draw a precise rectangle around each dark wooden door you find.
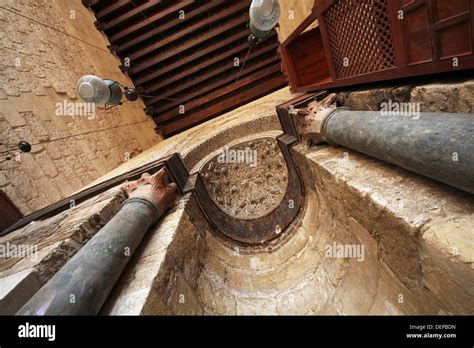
[0,190,23,232]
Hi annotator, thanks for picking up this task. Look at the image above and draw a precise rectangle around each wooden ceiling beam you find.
[82,0,101,7]
[145,40,279,96]
[151,60,281,120]
[128,13,248,75]
[101,0,162,31]
[111,0,197,46]
[128,2,250,61]
[160,74,287,136]
[86,1,286,137]
[144,41,248,93]
[95,0,130,20]
[134,29,249,86]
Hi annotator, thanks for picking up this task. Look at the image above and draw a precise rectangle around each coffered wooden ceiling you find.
[83,0,287,137]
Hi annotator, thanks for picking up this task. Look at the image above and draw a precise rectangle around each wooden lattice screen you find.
[280,0,474,93]
[323,0,397,78]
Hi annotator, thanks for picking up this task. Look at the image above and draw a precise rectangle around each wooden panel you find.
[85,0,287,137]
[403,4,433,65]
[101,0,163,31]
[438,21,472,58]
[285,27,331,87]
[400,0,416,6]
[434,0,469,20]
[433,0,472,59]
[279,0,474,93]
[144,41,249,94]
[95,0,130,20]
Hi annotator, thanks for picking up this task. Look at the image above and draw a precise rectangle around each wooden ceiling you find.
[83,0,287,137]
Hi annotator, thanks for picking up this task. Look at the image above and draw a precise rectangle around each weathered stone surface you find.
[0,0,161,215]
[0,186,126,313]
[337,79,473,114]
[0,238,83,314]
[411,80,474,113]
[0,269,42,315]
[421,217,474,314]
[201,137,288,219]
[0,172,8,187]
[34,151,59,178]
[0,100,27,128]
[337,85,413,111]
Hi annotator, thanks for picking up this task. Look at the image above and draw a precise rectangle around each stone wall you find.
[337,77,474,113]
[0,0,161,215]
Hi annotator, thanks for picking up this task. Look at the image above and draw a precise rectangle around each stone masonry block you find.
[0,100,26,127]
[34,151,59,178]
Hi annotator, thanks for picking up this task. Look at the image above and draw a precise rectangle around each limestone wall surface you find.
[0,0,161,215]
[337,77,474,114]
[277,0,316,43]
